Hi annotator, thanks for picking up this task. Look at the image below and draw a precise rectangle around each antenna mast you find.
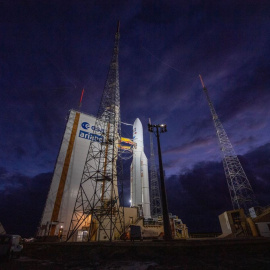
[78,88,84,110]
[199,75,258,215]
[149,118,162,217]
[67,22,124,241]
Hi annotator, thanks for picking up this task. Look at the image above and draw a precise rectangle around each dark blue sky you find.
[1,1,270,236]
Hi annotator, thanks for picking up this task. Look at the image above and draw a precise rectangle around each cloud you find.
[164,136,214,155]
[165,143,270,232]
[166,161,230,232]
[14,146,26,159]
[0,170,52,237]
[0,143,269,236]
[233,136,255,147]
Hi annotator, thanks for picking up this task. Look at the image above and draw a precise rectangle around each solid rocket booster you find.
[130,118,151,219]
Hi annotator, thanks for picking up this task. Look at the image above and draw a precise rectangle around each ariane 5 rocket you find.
[130,118,151,219]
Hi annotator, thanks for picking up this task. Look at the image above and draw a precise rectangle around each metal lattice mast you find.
[67,22,124,241]
[199,75,258,215]
[149,118,162,217]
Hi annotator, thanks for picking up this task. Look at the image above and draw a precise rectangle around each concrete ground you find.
[1,238,270,269]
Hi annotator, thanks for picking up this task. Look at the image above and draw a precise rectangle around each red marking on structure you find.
[80,88,84,104]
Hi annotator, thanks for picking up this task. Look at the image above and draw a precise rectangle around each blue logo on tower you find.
[81,122,90,130]
[79,121,104,143]
[79,130,103,143]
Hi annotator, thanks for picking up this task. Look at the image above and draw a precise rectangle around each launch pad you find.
[5,238,270,270]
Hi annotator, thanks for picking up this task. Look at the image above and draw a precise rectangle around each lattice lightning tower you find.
[149,118,162,217]
[199,75,258,215]
[67,22,124,241]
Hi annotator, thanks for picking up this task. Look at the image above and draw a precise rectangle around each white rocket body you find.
[130,118,151,219]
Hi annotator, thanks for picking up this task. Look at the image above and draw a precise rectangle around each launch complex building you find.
[37,109,188,241]
[37,22,270,242]
[36,21,189,242]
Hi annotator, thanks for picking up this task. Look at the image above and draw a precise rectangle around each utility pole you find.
[148,123,172,241]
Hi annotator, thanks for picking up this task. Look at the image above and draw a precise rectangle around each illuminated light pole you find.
[148,123,172,241]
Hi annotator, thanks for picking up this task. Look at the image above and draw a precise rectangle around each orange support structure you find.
[101,122,110,202]
[50,112,80,236]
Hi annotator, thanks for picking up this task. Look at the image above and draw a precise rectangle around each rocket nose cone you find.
[133,118,143,148]
[133,118,143,132]
[134,118,142,127]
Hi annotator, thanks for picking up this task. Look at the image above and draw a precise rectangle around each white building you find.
[38,109,101,240]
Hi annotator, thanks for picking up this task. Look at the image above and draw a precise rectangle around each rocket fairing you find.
[130,118,151,219]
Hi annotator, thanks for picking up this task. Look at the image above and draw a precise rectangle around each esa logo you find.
[81,122,90,130]
[79,121,104,143]
[81,122,104,133]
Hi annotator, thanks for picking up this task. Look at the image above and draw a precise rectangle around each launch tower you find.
[149,119,162,217]
[67,22,124,241]
[199,75,258,215]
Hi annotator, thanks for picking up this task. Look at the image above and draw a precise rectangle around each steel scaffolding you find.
[199,75,258,215]
[149,118,162,218]
[67,22,124,241]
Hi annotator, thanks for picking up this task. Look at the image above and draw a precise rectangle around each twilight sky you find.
[1,1,270,236]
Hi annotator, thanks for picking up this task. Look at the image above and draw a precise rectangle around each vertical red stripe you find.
[80,88,84,104]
